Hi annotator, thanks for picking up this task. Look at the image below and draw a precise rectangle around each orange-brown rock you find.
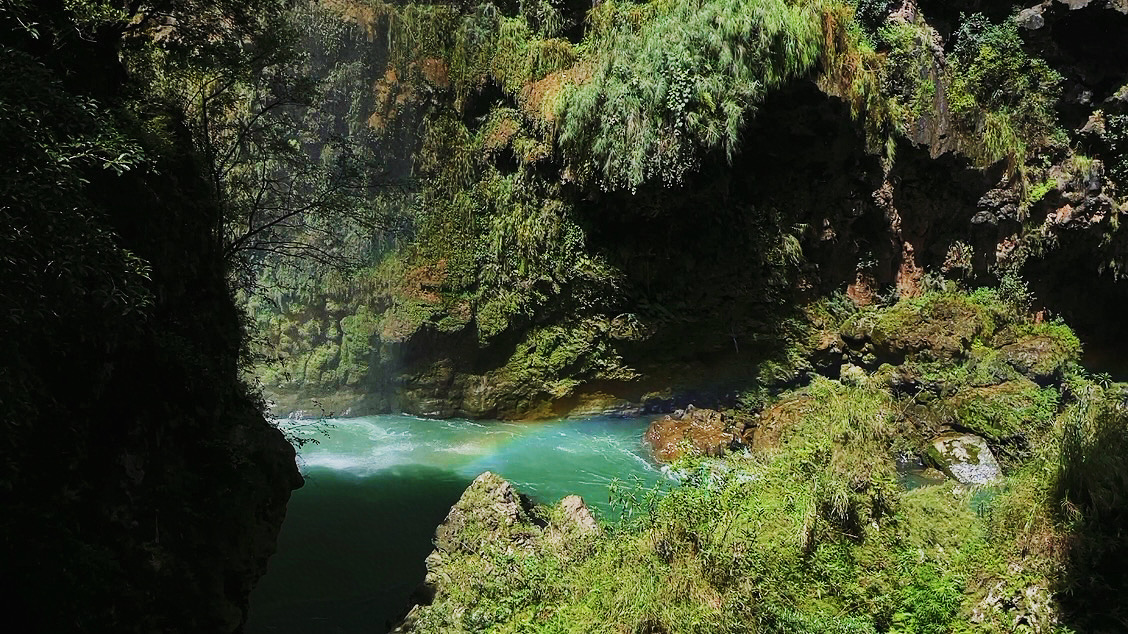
[644,406,754,463]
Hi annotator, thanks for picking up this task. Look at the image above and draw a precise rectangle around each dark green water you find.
[246,415,662,634]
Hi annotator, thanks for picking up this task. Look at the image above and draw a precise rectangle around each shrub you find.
[1105,113,1128,187]
[556,0,825,190]
[1055,385,1128,525]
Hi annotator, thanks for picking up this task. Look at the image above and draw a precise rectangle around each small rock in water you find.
[927,434,1002,485]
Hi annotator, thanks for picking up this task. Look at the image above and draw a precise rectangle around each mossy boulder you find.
[396,472,601,632]
[998,335,1073,383]
[751,394,818,450]
[866,294,992,362]
[940,379,1059,440]
[925,433,1002,485]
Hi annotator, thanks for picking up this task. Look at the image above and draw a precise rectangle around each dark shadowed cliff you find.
[0,2,302,630]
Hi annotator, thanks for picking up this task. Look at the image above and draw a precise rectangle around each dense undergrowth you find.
[404,288,1127,633]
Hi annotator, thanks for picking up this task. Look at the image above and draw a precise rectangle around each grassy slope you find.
[405,288,1126,633]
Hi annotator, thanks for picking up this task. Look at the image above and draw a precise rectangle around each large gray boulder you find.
[926,434,1002,485]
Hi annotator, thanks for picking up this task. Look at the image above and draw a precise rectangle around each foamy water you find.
[279,414,665,511]
[249,414,665,633]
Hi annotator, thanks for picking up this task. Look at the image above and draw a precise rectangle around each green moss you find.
[338,305,379,386]
[855,291,1000,361]
[495,319,637,403]
[302,341,340,386]
[940,380,1059,440]
[1024,177,1056,208]
[947,14,1063,171]
[380,300,439,342]
[878,18,942,127]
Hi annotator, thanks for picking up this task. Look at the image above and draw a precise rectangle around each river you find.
[245,414,663,633]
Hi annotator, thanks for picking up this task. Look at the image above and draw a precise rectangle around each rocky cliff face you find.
[0,5,302,630]
[255,0,1128,421]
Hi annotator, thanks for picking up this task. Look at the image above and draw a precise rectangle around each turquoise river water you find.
[245,414,664,634]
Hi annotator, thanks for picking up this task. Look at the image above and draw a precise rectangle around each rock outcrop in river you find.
[644,406,755,462]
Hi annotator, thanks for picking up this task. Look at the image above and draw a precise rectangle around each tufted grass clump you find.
[947,13,1063,172]
[1055,384,1128,527]
[555,0,827,190]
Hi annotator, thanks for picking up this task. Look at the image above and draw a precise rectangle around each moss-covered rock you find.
[395,472,601,633]
[925,433,1002,484]
[750,393,819,450]
[991,320,1082,383]
[844,293,995,364]
[433,472,543,555]
[939,379,1060,440]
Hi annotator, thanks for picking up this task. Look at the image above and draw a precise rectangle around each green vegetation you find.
[942,380,1059,439]
[947,14,1063,171]
[252,0,1088,415]
[403,288,1126,632]
[1106,113,1128,187]
[250,0,872,409]
[8,0,1128,630]
[556,0,827,190]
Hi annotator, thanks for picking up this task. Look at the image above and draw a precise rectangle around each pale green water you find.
[246,414,664,634]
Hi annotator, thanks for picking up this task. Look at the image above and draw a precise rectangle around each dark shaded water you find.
[246,415,662,633]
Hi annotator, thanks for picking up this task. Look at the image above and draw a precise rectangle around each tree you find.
[131,0,403,291]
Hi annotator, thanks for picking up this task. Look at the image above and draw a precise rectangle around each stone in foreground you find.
[392,472,600,632]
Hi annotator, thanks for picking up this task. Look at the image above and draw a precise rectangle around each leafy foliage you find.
[0,23,152,425]
[851,0,893,31]
[947,14,1063,170]
[1105,113,1128,187]
[556,0,825,190]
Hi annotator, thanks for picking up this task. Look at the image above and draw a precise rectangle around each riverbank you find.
[393,287,1127,633]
